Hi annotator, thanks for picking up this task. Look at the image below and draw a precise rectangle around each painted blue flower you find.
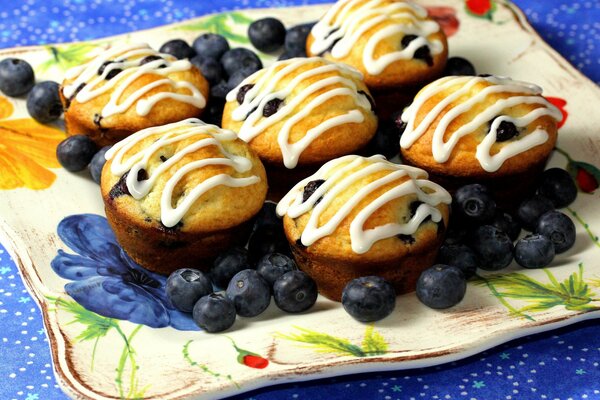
[51,214,198,331]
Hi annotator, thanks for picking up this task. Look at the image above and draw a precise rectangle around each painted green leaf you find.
[38,43,100,72]
[362,325,388,356]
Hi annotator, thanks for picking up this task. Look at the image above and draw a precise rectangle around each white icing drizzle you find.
[63,43,206,119]
[310,0,443,76]
[276,155,451,254]
[400,75,563,172]
[226,57,373,169]
[104,118,261,228]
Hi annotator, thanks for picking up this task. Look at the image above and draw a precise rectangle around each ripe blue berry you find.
[416,264,466,309]
[366,120,400,159]
[454,184,496,224]
[517,195,555,231]
[226,269,271,317]
[341,276,396,322]
[0,58,35,97]
[159,39,196,60]
[285,23,315,52]
[278,49,307,61]
[210,81,231,100]
[190,55,224,86]
[193,293,236,333]
[443,57,476,76]
[248,225,291,263]
[26,81,63,123]
[166,268,213,313]
[536,211,576,254]
[436,243,478,279]
[227,66,260,90]
[491,211,521,241]
[211,247,251,290]
[89,145,111,184]
[192,33,230,60]
[537,168,577,208]
[203,98,225,127]
[257,253,296,286]
[273,270,318,313]
[248,17,286,53]
[220,48,263,78]
[470,225,514,271]
[56,135,98,172]
[514,234,555,269]
[253,201,283,231]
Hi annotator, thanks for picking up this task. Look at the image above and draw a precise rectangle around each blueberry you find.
[436,243,478,279]
[89,145,111,184]
[220,48,263,78]
[454,184,496,224]
[203,98,225,127]
[443,57,476,76]
[514,234,555,269]
[248,225,291,263]
[536,211,576,254]
[227,66,259,90]
[491,119,519,142]
[192,33,230,60]
[236,84,255,104]
[226,269,271,317]
[193,293,236,333]
[0,58,35,97]
[97,61,122,80]
[366,120,400,159]
[491,211,521,241]
[166,268,213,313]
[210,80,231,100]
[273,270,317,313]
[257,252,296,286]
[56,135,98,172]
[248,17,286,53]
[190,55,223,86]
[414,46,433,66]
[26,81,63,123]
[211,247,251,290]
[159,39,196,60]
[341,276,395,322]
[253,201,282,231]
[416,264,466,309]
[302,179,325,203]
[537,168,578,208]
[278,49,307,61]
[139,55,165,67]
[262,98,284,117]
[285,22,315,52]
[470,225,514,271]
[443,222,469,245]
[517,195,555,231]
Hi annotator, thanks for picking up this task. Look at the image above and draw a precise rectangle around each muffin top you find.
[276,155,451,259]
[102,118,267,231]
[399,75,563,175]
[62,43,209,132]
[307,0,447,88]
[222,57,377,169]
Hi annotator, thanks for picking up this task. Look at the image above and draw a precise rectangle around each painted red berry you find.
[466,0,492,16]
[545,96,568,128]
[576,168,598,193]
[243,354,269,369]
[426,7,460,37]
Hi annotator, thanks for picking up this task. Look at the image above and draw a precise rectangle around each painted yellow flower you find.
[0,96,65,190]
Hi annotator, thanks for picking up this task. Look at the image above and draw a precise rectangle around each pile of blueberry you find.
[416,167,578,310]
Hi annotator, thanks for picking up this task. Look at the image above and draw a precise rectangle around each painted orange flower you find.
[0,96,65,190]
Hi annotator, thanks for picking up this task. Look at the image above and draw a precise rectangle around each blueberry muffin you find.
[60,43,210,147]
[221,57,378,198]
[276,155,451,301]
[101,118,267,275]
[399,75,563,206]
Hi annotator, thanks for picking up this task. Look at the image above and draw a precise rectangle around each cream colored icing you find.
[276,155,451,254]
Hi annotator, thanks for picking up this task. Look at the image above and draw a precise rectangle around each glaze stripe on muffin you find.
[104,118,261,228]
[400,75,563,172]
[309,0,443,75]
[62,43,206,118]
[226,57,373,169]
[276,155,451,254]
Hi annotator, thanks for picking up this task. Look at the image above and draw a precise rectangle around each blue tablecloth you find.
[0,1,599,399]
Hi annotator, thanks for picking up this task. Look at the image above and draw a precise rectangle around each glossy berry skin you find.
[220,48,263,78]
[443,57,476,76]
[159,39,196,60]
[491,211,521,241]
[257,253,296,286]
[89,146,111,184]
[436,243,478,279]
[248,17,286,53]
[56,135,98,172]
[248,225,291,263]
[193,293,236,333]
[278,49,307,61]
[470,225,514,271]
[273,271,318,313]
[454,184,496,224]
[537,168,578,208]
[514,234,555,269]
[0,58,35,96]
[210,81,231,100]
[166,268,213,313]
[536,211,576,254]
[227,66,260,90]
[190,56,223,86]
[26,81,63,123]
[285,22,315,52]
[202,98,225,127]
[226,269,271,317]
[211,247,251,290]
[341,276,396,322]
[253,201,283,231]
[517,195,555,231]
[416,264,466,309]
[192,33,230,60]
